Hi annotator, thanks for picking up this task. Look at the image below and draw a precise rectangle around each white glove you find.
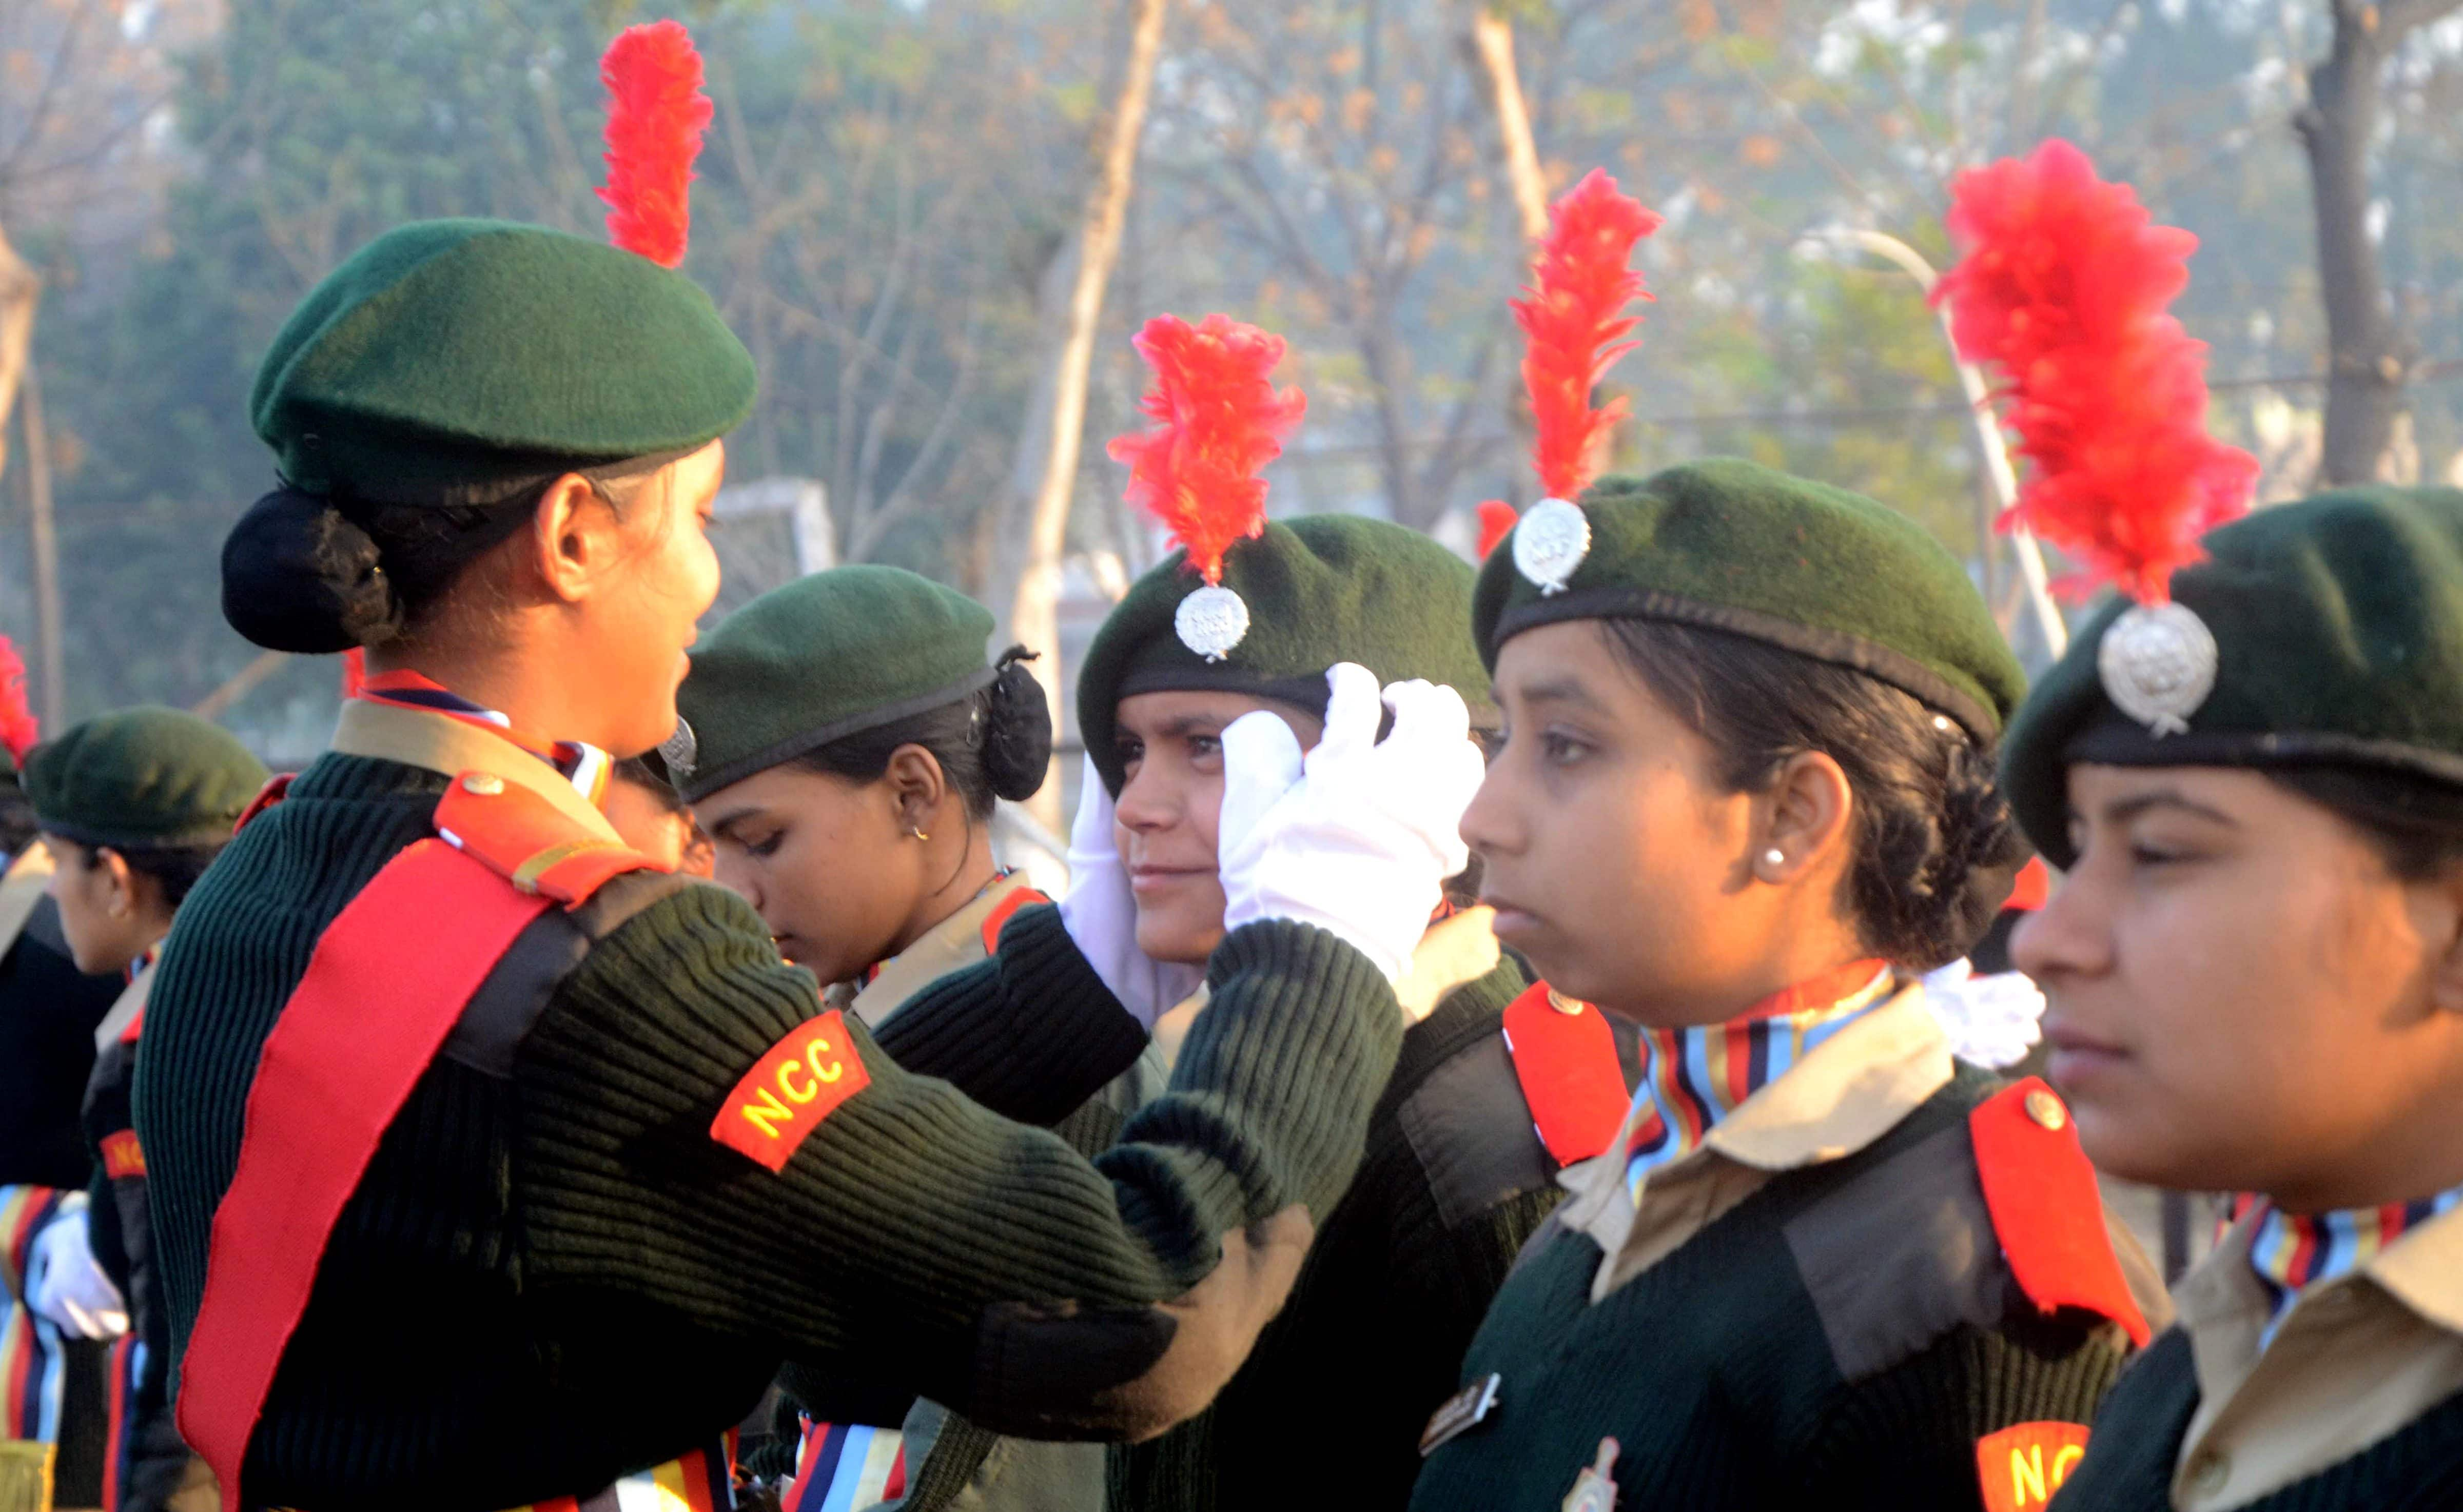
[1057,752,1204,1029]
[28,1200,128,1340]
[1217,663,1484,982]
[1921,958,2047,1070]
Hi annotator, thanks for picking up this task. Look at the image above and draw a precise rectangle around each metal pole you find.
[1806,229,2068,659]
[20,362,63,728]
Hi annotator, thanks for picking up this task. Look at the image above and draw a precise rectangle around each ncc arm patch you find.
[710,1010,872,1172]
[1974,1421,2089,1512]
[100,1129,146,1179]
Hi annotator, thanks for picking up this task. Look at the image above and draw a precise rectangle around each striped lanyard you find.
[1623,960,1893,1203]
[355,671,613,809]
[2246,1186,2463,1348]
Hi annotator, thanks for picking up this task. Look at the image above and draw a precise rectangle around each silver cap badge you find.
[2097,601,2217,737]
[1512,497,1591,596]
[1175,583,1251,662]
[658,715,699,777]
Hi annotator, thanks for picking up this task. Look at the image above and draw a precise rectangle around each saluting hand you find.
[1216,663,1483,983]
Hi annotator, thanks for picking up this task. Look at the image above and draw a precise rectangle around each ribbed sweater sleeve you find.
[873,902,1149,1126]
[511,883,1401,1426]
[1789,1319,2130,1510]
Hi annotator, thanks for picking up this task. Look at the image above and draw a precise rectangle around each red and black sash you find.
[178,774,664,1509]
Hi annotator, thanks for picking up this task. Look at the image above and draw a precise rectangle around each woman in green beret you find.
[671,564,1165,1510]
[136,209,1479,1512]
[673,566,1066,1017]
[21,706,266,1512]
[1014,511,1613,1512]
[1411,460,2166,1512]
[1998,485,2463,1510]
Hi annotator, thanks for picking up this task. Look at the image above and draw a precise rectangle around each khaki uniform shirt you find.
[1553,984,1956,1304]
[2163,1200,2463,1510]
[830,871,1048,1030]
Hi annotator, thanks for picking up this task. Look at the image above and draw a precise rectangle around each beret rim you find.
[1112,665,1337,716]
[677,666,997,803]
[2015,720,2463,869]
[1491,583,2002,743]
[35,815,248,851]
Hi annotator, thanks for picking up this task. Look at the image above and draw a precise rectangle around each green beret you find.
[252,219,757,500]
[673,565,999,802]
[2003,484,2463,867]
[1078,514,1490,796]
[1474,459,2025,742]
[25,708,270,850]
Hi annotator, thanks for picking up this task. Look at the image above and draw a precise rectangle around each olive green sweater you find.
[1108,959,1562,1512]
[134,754,1403,1512]
[1411,1070,2139,1512]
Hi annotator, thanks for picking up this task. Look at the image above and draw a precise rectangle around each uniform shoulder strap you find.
[232,773,295,834]
[1970,1076,2151,1347]
[433,771,669,905]
[1499,982,1628,1166]
[180,780,663,1509]
[980,886,1051,954]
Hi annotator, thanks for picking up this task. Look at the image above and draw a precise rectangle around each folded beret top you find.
[1473,458,2026,744]
[672,566,1001,803]
[26,707,271,850]
[1076,513,1491,797]
[251,219,757,501]
[2003,484,2463,866]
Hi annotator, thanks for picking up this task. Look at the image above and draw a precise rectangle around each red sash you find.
[179,839,553,1507]
[179,774,666,1510]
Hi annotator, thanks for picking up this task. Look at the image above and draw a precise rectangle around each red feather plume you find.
[1514,169,1662,501]
[598,21,712,268]
[0,637,37,765]
[1475,500,1519,560]
[1108,315,1307,584]
[1932,139,2256,602]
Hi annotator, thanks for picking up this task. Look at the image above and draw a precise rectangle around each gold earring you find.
[911,825,930,841]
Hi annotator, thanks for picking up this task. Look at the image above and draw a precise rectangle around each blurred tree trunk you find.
[0,225,61,724]
[1467,6,1548,241]
[0,223,37,486]
[1007,0,1168,830]
[2299,0,2462,486]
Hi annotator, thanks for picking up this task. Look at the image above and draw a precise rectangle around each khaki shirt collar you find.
[331,697,621,847]
[2169,1198,2463,1510]
[92,955,160,1052]
[844,871,1041,1030]
[1562,982,1954,1303]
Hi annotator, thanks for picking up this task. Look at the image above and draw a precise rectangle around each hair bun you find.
[1927,734,2030,966]
[221,487,405,653]
[983,645,1053,802]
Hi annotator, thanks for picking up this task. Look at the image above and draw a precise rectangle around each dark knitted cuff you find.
[876,903,1148,1126]
[1148,919,1404,1221]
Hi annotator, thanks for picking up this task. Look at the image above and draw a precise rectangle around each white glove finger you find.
[1378,679,1471,753]
[1219,709,1305,852]
[1065,752,1119,861]
[1309,662,1382,772]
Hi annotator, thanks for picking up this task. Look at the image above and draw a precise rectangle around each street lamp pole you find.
[1805,228,2068,659]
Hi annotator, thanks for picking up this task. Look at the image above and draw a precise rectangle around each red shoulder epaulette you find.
[233,774,295,834]
[1500,982,1629,1166]
[432,773,670,908]
[979,886,1052,954]
[1970,1077,2151,1347]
